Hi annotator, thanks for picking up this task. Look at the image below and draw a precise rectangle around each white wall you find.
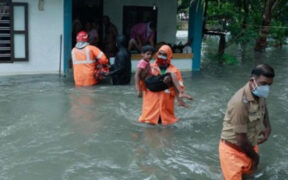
[103,0,177,44]
[0,0,63,75]
[0,0,177,75]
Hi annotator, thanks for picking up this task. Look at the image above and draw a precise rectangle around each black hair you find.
[141,45,155,53]
[116,35,127,48]
[251,64,275,78]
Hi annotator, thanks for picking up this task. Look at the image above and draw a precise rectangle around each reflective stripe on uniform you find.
[72,49,77,62]
[72,47,96,65]
[86,47,90,61]
[73,59,96,65]
[96,52,103,59]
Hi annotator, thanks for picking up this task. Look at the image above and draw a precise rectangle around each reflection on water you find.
[0,41,287,179]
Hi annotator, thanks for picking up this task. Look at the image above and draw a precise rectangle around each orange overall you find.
[219,140,259,180]
[138,45,184,125]
[72,45,108,86]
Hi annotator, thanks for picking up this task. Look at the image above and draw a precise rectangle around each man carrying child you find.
[136,45,193,125]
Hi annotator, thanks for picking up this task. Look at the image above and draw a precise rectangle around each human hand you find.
[163,76,172,85]
[96,64,102,69]
[257,127,271,144]
[102,71,109,77]
[137,90,143,98]
[104,64,111,69]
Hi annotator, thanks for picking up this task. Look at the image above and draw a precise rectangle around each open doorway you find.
[123,6,157,39]
[123,6,157,53]
[72,0,103,48]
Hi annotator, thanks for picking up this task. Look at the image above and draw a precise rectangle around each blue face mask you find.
[252,79,270,98]
[157,54,167,60]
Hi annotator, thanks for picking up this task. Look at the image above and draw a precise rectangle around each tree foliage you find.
[177,0,288,47]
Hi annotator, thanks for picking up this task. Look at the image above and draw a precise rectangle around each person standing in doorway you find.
[219,64,275,180]
[71,31,109,87]
[86,21,99,46]
[102,16,118,58]
[105,35,131,85]
[128,22,156,52]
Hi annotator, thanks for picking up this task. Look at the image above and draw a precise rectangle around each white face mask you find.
[252,79,270,98]
[157,54,167,60]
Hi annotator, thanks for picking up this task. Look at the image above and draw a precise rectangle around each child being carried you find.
[135,45,192,107]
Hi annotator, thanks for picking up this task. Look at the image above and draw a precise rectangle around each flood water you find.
[0,40,287,180]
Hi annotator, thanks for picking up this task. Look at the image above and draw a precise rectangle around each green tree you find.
[177,0,288,52]
[254,0,279,51]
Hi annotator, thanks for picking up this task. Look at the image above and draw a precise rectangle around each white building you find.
[0,0,203,75]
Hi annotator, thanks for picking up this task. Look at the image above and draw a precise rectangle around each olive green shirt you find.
[221,83,266,146]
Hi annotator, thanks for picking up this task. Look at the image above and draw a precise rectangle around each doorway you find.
[72,0,103,48]
[123,6,158,44]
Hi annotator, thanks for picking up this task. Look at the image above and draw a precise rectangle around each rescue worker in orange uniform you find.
[138,45,188,125]
[219,64,275,180]
[71,31,109,86]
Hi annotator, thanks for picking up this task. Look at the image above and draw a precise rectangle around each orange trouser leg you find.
[219,141,258,180]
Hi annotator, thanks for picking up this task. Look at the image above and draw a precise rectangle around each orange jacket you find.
[72,45,108,86]
[138,45,184,125]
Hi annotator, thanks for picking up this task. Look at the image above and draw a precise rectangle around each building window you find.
[0,1,28,63]
[12,3,29,61]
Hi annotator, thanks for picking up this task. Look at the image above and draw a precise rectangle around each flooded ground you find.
[0,39,287,179]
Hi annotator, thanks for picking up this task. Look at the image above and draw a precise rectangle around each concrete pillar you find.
[188,0,203,71]
[63,0,72,75]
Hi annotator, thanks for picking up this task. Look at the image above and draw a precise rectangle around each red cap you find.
[76,31,88,42]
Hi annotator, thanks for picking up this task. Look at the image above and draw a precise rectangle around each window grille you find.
[0,0,12,62]
[0,1,28,63]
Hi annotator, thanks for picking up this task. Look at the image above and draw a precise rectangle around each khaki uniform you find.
[221,82,266,146]
[219,82,267,180]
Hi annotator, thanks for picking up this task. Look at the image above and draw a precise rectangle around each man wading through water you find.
[219,64,275,180]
